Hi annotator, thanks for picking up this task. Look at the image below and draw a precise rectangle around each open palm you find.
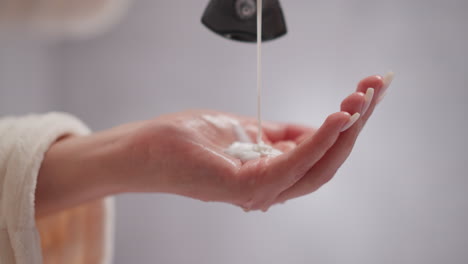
[126,75,388,211]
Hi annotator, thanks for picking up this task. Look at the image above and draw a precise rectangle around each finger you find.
[254,74,394,208]
[340,91,366,114]
[357,75,385,94]
[263,123,317,143]
[270,111,351,184]
[244,111,350,210]
[275,75,386,203]
[351,73,393,130]
[378,72,394,101]
[243,121,317,144]
[242,122,316,145]
[287,124,317,144]
[355,74,386,121]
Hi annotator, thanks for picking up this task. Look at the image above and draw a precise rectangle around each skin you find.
[36,75,385,218]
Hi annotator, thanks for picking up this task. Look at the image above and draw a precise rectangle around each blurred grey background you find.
[1,0,468,263]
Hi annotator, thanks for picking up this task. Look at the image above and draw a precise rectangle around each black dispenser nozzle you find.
[202,0,287,42]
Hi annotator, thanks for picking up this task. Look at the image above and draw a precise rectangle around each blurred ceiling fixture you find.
[0,0,131,38]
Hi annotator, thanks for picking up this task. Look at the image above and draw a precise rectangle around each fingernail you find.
[243,208,250,213]
[340,113,360,132]
[377,90,387,105]
[378,71,394,100]
[362,88,375,115]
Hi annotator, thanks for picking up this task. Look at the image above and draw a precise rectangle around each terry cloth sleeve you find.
[0,112,114,264]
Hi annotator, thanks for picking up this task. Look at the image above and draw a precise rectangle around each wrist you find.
[89,120,173,194]
[112,119,173,194]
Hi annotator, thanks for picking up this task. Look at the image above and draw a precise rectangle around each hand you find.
[36,74,390,217]
[119,75,389,211]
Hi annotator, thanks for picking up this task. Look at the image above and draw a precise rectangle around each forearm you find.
[35,127,129,218]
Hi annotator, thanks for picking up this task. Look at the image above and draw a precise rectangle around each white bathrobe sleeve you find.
[0,112,114,264]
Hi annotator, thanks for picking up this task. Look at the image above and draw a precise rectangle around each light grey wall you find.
[2,0,468,263]
[0,34,60,115]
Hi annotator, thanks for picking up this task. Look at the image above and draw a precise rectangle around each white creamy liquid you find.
[224,0,282,162]
[225,141,282,162]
